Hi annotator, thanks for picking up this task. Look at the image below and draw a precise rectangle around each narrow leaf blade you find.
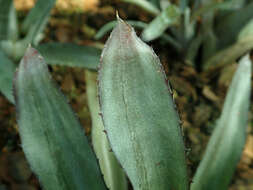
[22,0,56,45]
[98,18,188,190]
[86,70,128,190]
[191,55,252,190]
[0,0,13,40]
[14,47,106,190]
[0,50,15,103]
[37,43,101,70]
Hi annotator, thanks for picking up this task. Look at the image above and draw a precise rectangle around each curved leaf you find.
[14,47,106,190]
[98,18,188,190]
[86,70,128,190]
[37,43,101,70]
[191,55,251,190]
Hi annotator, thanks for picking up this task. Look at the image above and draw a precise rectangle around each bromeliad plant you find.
[0,0,101,104]
[14,18,251,190]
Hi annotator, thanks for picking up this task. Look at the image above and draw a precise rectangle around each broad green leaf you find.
[22,0,56,45]
[191,55,251,190]
[98,18,188,190]
[14,47,106,190]
[121,0,160,16]
[37,43,101,70]
[0,0,18,41]
[141,3,181,41]
[86,70,128,190]
[0,50,15,103]
[204,36,253,70]
[215,2,253,49]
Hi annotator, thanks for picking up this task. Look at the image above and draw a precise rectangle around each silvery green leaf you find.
[98,18,188,190]
[14,47,106,190]
[191,55,251,190]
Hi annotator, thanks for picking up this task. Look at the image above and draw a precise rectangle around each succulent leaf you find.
[86,70,128,190]
[191,55,252,190]
[37,43,101,70]
[14,47,106,190]
[98,18,188,190]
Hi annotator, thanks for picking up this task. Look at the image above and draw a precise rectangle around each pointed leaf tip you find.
[20,47,41,69]
[99,18,188,190]
[14,47,107,190]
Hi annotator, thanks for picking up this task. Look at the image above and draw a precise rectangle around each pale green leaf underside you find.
[37,43,101,70]
[191,55,251,190]
[86,70,127,190]
[99,19,188,190]
[0,51,15,103]
[14,47,106,190]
